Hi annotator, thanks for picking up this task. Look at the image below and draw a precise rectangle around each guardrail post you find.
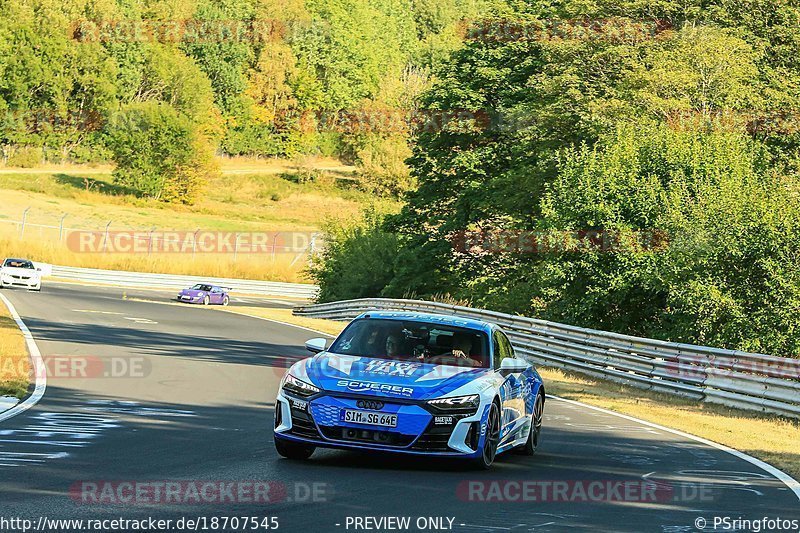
[19,207,31,239]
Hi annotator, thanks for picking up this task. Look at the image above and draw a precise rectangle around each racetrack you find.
[0,284,797,532]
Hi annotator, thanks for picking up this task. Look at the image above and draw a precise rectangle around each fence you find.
[293,298,800,418]
[48,265,318,299]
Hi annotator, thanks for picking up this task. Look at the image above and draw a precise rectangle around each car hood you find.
[1,267,38,277]
[180,289,205,296]
[297,352,493,401]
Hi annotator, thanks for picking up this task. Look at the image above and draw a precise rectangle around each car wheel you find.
[222,295,229,306]
[473,401,501,469]
[275,438,315,460]
[518,392,544,456]
[203,295,210,306]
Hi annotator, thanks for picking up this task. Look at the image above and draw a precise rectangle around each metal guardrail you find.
[48,265,319,299]
[294,298,800,418]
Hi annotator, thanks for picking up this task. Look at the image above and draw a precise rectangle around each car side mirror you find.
[305,338,327,354]
[499,357,529,374]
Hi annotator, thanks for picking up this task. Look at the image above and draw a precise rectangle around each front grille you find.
[289,407,320,439]
[411,422,455,452]
[319,426,415,447]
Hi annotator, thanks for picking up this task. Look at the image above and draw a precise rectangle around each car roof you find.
[354,310,496,334]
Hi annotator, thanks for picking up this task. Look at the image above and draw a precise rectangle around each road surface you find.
[0,284,797,532]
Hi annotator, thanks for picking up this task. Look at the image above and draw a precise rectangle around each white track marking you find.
[551,396,800,502]
[123,317,158,324]
[0,293,46,423]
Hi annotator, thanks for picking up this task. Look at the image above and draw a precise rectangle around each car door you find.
[210,287,223,304]
[493,330,527,446]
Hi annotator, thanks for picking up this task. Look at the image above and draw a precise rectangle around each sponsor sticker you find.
[336,380,415,397]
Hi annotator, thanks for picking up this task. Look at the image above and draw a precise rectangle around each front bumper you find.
[1,275,40,289]
[274,391,488,458]
[176,295,203,304]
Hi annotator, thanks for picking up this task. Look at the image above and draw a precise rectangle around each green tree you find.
[108,102,217,203]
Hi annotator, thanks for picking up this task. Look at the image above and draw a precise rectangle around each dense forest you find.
[309,0,800,356]
[0,0,500,199]
[2,0,799,354]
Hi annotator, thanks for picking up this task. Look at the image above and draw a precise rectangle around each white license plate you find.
[182,296,192,300]
[341,409,397,427]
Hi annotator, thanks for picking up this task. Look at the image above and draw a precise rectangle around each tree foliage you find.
[311,1,800,355]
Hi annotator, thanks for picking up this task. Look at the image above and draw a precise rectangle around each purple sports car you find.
[176,284,230,306]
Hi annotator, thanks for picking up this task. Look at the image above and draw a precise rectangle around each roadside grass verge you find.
[0,297,30,399]
[240,309,800,480]
[0,161,397,282]
[0,230,310,283]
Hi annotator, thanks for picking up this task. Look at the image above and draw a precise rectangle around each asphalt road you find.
[45,281,301,309]
[0,284,797,533]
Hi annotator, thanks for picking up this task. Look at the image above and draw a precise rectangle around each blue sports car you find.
[274,311,545,468]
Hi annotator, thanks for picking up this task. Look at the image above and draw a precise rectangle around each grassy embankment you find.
[0,157,396,283]
[0,298,29,399]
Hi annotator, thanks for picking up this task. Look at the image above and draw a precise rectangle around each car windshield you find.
[191,284,213,291]
[329,318,490,368]
[3,259,33,269]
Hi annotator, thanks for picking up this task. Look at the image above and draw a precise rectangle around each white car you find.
[0,258,42,291]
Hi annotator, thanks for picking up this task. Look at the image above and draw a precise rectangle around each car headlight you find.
[427,394,480,414]
[282,374,320,398]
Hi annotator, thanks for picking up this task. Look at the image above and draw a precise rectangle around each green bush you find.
[7,146,42,168]
[307,208,400,302]
[107,102,217,204]
[355,135,415,196]
[525,125,800,354]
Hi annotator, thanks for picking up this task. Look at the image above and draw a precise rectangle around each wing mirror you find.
[499,357,529,374]
[305,338,327,354]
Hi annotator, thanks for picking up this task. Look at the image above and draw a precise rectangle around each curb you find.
[551,396,800,502]
[0,293,47,423]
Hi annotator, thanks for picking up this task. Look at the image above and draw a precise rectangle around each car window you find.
[492,330,515,369]
[3,259,33,269]
[329,318,490,368]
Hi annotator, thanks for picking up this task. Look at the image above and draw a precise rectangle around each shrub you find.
[107,102,218,204]
[7,146,42,168]
[307,208,400,302]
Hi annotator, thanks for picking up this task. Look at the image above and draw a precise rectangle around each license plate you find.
[182,296,192,300]
[341,409,397,427]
